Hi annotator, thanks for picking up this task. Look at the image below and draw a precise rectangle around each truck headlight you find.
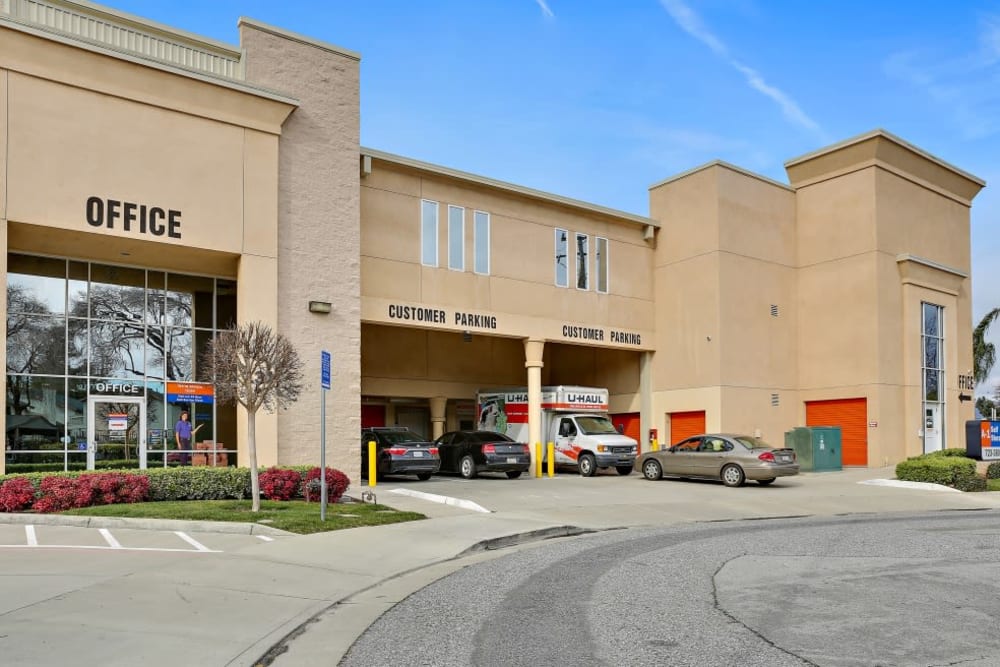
[597,444,606,452]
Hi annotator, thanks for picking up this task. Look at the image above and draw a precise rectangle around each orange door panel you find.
[611,412,641,454]
[670,411,706,445]
[806,398,867,466]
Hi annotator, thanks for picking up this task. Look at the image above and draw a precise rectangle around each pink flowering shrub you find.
[304,467,350,503]
[259,467,302,501]
[0,478,37,512]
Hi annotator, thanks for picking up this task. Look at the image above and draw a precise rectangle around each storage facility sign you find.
[166,382,215,404]
[107,413,128,431]
[980,421,1000,460]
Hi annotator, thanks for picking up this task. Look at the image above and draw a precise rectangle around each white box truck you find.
[476,386,638,476]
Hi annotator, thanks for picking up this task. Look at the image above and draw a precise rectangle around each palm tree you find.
[974,308,1000,385]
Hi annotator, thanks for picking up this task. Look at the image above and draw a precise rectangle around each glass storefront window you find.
[7,315,66,375]
[5,254,235,472]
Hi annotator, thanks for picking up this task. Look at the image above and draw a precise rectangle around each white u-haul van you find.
[476,386,638,476]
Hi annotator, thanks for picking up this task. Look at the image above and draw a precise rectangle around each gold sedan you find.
[638,434,800,487]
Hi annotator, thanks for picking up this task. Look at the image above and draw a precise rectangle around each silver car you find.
[638,434,799,487]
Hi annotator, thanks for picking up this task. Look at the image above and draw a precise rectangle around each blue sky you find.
[111,0,1000,388]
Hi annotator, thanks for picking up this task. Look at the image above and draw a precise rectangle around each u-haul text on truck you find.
[476,386,638,477]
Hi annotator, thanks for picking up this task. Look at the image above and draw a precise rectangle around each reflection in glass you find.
[576,233,589,290]
[555,229,568,287]
[67,379,88,443]
[8,254,66,315]
[924,368,939,401]
[923,336,940,370]
[68,261,88,316]
[88,321,146,378]
[5,375,66,452]
[146,272,166,325]
[67,318,88,376]
[596,237,608,294]
[164,327,193,381]
[194,330,214,382]
[146,381,166,456]
[89,264,145,322]
[168,274,214,328]
[216,280,236,329]
[923,303,940,338]
[7,315,65,375]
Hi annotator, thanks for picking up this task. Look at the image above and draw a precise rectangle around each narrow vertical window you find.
[921,302,945,453]
[421,200,439,267]
[474,211,490,275]
[575,233,589,290]
[448,205,465,271]
[596,236,608,294]
[555,229,568,287]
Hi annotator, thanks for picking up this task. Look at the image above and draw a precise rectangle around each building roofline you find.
[648,160,795,192]
[785,129,986,187]
[362,147,659,228]
[238,17,361,61]
[896,254,968,279]
[0,16,299,107]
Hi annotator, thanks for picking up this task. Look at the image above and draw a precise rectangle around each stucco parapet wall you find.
[896,254,968,297]
[237,16,360,61]
[362,148,659,230]
[647,159,795,192]
[0,7,298,108]
[785,129,985,205]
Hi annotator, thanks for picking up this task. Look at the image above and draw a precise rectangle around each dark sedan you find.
[434,430,531,479]
[361,427,441,481]
[637,433,799,487]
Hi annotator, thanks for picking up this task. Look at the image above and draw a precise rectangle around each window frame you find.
[595,236,609,294]
[575,233,589,291]
[473,210,491,275]
[447,204,465,272]
[420,199,439,267]
[554,228,569,288]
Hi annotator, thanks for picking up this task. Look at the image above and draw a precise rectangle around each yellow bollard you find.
[652,437,659,452]
[547,442,555,478]
[368,440,377,487]
[535,442,543,478]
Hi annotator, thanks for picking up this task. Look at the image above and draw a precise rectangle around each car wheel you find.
[721,464,746,487]
[615,465,633,476]
[416,473,432,481]
[642,459,662,481]
[505,470,522,479]
[460,455,477,479]
[578,453,596,477]
[757,478,776,486]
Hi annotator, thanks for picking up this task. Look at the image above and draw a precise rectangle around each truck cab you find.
[549,412,637,476]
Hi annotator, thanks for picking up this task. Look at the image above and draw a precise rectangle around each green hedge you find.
[895,454,978,489]
[923,448,970,458]
[0,466,343,503]
[986,462,1000,480]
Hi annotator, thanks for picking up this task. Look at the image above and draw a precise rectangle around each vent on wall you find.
[771,393,780,407]
[770,304,779,317]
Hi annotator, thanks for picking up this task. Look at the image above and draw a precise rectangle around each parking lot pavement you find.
[0,522,280,553]
[365,466,1000,529]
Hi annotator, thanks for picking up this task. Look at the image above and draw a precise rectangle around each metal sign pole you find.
[320,351,331,521]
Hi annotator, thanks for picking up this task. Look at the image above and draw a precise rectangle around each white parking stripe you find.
[174,531,211,552]
[0,544,220,553]
[25,525,37,546]
[255,535,275,542]
[99,528,122,549]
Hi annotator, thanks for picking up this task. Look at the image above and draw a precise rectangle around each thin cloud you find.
[658,0,825,140]
[535,0,554,19]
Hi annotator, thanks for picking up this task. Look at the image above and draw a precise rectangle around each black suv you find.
[360,427,442,481]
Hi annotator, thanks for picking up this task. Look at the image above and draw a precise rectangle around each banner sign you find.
[166,382,215,404]
[107,413,128,431]
[981,421,1000,460]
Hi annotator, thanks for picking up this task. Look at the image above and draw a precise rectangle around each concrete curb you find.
[0,512,294,536]
[456,525,595,556]
[388,487,492,513]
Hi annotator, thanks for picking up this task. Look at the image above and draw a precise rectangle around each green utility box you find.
[783,426,842,472]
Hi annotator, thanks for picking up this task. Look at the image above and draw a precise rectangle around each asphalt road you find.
[341,509,1000,667]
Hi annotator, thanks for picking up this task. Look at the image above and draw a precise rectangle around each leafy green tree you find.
[973,308,1000,385]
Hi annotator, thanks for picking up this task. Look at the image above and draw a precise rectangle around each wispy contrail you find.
[659,0,824,138]
[536,0,554,19]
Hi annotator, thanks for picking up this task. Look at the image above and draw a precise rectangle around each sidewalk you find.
[0,468,997,667]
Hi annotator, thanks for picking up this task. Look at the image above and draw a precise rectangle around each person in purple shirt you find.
[174,411,198,465]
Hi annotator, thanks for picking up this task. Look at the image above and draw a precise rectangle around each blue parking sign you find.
[321,351,331,390]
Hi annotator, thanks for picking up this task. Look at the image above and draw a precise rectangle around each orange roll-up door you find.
[670,410,706,445]
[806,398,867,466]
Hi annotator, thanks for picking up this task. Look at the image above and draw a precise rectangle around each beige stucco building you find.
[0,0,985,479]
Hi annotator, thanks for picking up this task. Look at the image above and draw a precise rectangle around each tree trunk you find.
[248,409,261,512]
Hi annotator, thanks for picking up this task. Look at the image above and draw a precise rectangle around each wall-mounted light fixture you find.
[463,330,472,343]
[308,301,332,314]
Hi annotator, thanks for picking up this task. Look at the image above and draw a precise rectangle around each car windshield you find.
[576,416,619,435]
[378,430,424,444]
[469,432,513,442]
[734,436,771,450]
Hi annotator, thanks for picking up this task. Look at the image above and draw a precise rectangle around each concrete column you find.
[429,396,447,440]
[640,351,653,453]
[524,339,545,469]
